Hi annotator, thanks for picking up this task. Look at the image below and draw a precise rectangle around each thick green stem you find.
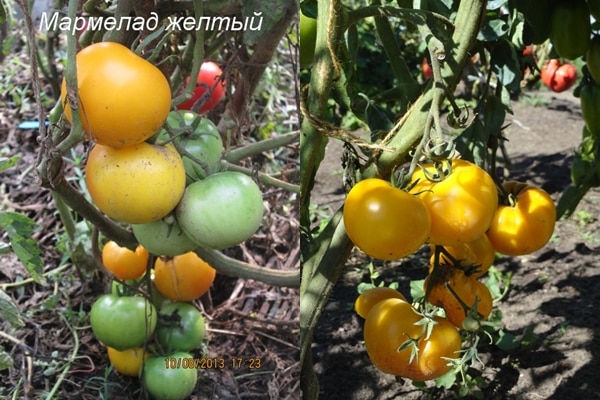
[224,132,299,164]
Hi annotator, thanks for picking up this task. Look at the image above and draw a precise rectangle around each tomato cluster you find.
[91,241,212,399]
[346,158,557,380]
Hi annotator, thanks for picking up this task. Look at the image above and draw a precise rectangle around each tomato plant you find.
[580,81,600,135]
[85,142,186,224]
[176,171,264,249]
[354,286,408,319]
[60,42,171,148]
[156,111,224,182]
[132,217,197,257]
[107,346,149,377]
[177,61,225,114]
[550,0,591,60]
[156,302,206,352]
[142,352,198,400]
[586,36,600,84]
[153,251,216,302]
[101,240,149,280]
[487,181,556,256]
[343,178,431,260]
[409,159,498,246]
[541,59,577,93]
[363,298,461,381]
[90,294,157,351]
[300,11,317,69]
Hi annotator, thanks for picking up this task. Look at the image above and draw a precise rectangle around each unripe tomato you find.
[586,36,600,84]
[142,352,198,400]
[540,59,577,93]
[425,266,493,328]
[85,142,186,224]
[487,181,556,256]
[132,217,197,257]
[101,240,149,280]
[550,0,591,60]
[153,252,216,302]
[409,159,498,246]
[177,61,225,113]
[60,42,171,148]
[580,82,600,135]
[343,179,431,260]
[156,302,206,352]
[90,294,157,351]
[107,346,150,377]
[354,287,408,319]
[364,298,461,380]
[300,12,317,68]
[176,171,264,250]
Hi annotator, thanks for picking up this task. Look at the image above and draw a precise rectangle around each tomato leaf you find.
[0,156,19,172]
[494,329,520,351]
[0,289,24,329]
[478,17,509,41]
[0,212,44,284]
[556,184,592,219]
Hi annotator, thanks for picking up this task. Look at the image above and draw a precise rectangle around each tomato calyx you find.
[416,158,454,183]
[498,180,529,207]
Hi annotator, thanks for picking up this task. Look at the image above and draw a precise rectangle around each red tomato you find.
[422,57,433,80]
[540,59,577,93]
[178,61,225,113]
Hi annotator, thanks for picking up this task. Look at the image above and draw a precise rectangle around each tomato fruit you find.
[343,179,431,260]
[86,142,186,224]
[153,251,216,302]
[107,346,149,377]
[363,298,461,380]
[132,217,197,257]
[540,59,577,93]
[101,240,149,280]
[300,12,317,68]
[142,352,198,400]
[409,159,498,246]
[177,61,225,113]
[589,0,600,20]
[431,234,495,278]
[422,57,433,80]
[487,181,556,256]
[580,82,600,135]
[425,266,493,328]
[586,36,600,84]
[156,302,205,352]
[60,42,171,148]
[156,111,223,182]
[90,294,157,350]
[550,0,591,60]
[176,171,264,250]
[354,287,408,319]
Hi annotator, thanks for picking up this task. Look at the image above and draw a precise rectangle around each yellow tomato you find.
[85,142,186,224]
[153,252,216,302]
[354,287,408,319]
[107,346,150,377]
[102,240,149,280]
[61,42,171,148]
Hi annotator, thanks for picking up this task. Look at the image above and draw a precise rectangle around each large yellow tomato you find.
[85,143,186,224]
[60,42,171,148]
[364,298,461,380]
[431,234,496,278]
[343,178,431,260]
[354,287,408,319]
[486,181,556,256]
[410,159,498,246]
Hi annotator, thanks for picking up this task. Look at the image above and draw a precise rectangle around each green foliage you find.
[0,212,44,284]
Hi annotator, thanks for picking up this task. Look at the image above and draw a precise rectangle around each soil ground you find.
[310,89,600,399]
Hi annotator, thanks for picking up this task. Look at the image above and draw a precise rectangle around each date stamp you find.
[164,357,262,370]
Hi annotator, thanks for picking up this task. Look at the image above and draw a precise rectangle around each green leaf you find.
[490,39,520,92]
[435,366,458,389]
[0,212,45,284]
[478,17,509,41]
[0,348,14,371]
[455,118,487,165]
[0,156,19,171]
[0,290,24,329]
[495,329,520,351]
[557,184,592,219]
[410,278,425,300]
[242,0,288,46]
[0,0,6,25]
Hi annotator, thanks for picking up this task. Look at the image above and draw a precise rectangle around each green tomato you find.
[176,171,264,250]
[550,0,591,60]
[132,216,197,256]
[90,294,157,351]
[142,352,198,400]
[156,302,205,352]
[157,111,223,182]
[580,82,600,135]
[586,36,600,84]
[300,12,317,68]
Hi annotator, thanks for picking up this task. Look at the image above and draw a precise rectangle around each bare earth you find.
[310,90,600,399]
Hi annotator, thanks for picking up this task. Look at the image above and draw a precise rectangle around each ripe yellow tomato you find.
[410,159,498,246]
[107,346,150,377]
[102,240,149,280]
[486,181,556,256]
[354,287,408,319]
[431,234,496,278]
[425,266,493,328]
[85,142,186,224]
[343,179,431,260]
[153,252,216,301]
[364,298,461,380]
[60,42,171,148]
